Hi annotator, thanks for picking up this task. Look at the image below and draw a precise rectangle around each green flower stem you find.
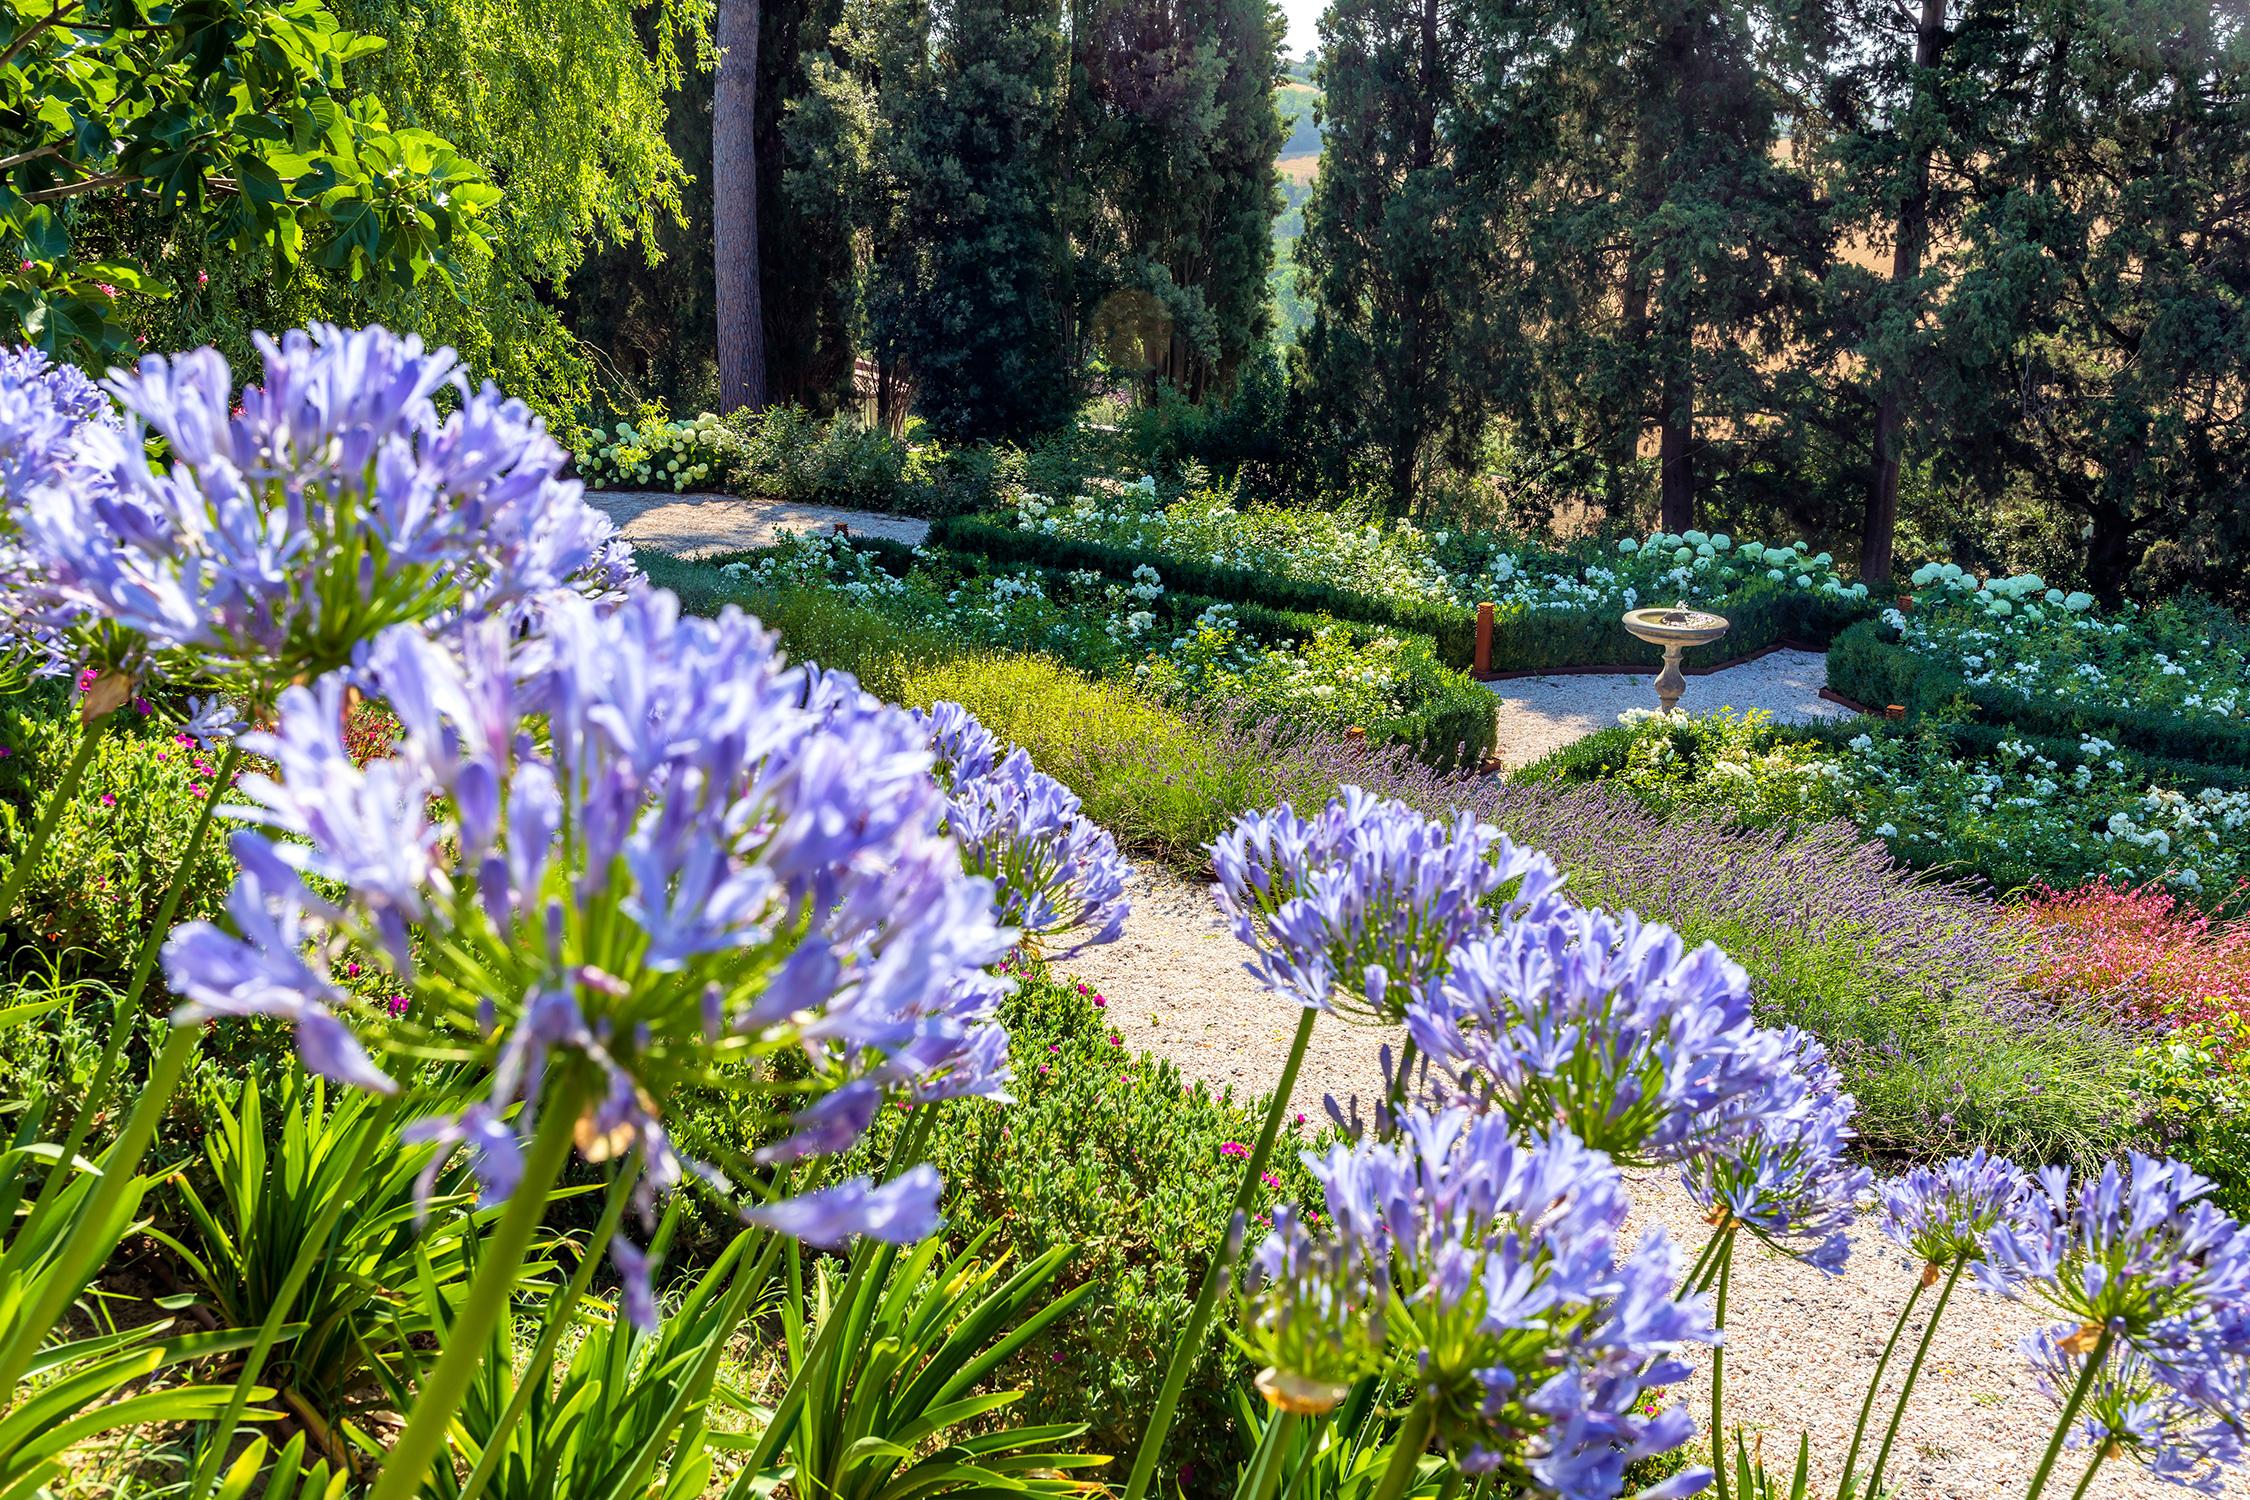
[368,1070,591,1500]
[2066,1445,2109,1500]
[1710,1230,1737,1500]
[1835,1275,1927,1500]
[0,1019,200,1406]
[1385,1037,1420,1125]
[2023,1328,2113,1500]
[453,1158,649,1500]
[1683,1226,1729,1296]
[1123,1004,1319,1500]
[1865,1257,1966,1499]
[187,1094,408,1500]
[13,739,242,1249]
[1368,1398,1437,1500]
[0,712,102,926]
[1237,1409,1299,1500]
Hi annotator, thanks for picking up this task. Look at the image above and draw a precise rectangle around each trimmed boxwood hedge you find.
[638,547,1500,771]
[1825,620,2250,770]
[931,514,1874,673]
[1514,708,2250,802]
[929,514,1484,663]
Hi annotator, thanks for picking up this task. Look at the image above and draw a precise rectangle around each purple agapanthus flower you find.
[163,584,1016,1298]
[1980,1154,2250,1414]
[1210,786,1565,1018]
[1274,1108,1713,1497]
[0,346,110,679]
[2023,1330,2247,1495]
[1679,1028,1871,1274]
[1878,1149,2038,1271]
[921,706,1131,956]
[1411,902,1782,1166]
[12,324,629,699]
[742,1164,944,1248]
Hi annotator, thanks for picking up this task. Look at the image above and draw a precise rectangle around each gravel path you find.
[1060,866,2236,1500]
[1489,648,1852,769]
[588,491,930,558]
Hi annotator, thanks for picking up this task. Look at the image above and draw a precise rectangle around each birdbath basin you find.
[1622,606,1730,713]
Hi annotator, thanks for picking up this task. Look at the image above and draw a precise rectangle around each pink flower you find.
[1261,1171,1282,1190]
[197,270,209,287]
[1219,1142,1249,1158]
[99,793,115,807]
[1092,994,1106,1008]
[96,283,116,297]
[1038,1064,1049,1074]
[386,993,410,1018]
[345,961,361,978]
[1293,1112,1306,1126]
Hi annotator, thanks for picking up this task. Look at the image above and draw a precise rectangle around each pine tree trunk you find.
[715,0,768,414]
[1861,0,1947,588]
[1658,361,1693,534]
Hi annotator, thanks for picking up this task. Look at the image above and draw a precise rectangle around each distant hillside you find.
[1270,79,1321,342]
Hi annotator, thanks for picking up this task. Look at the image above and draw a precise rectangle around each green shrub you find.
[1827,618,2250,770]
[0,687,239,971]
[2129,1014,2250,1219]
[929,514,1484,666]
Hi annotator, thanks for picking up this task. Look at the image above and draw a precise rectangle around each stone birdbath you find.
[1622,605,1730,714]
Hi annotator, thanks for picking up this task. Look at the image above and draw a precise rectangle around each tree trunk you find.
[1658,360,1693,534]
[2085,498,2134,604]
[714,0,768,414]
[1860,0,1948,588]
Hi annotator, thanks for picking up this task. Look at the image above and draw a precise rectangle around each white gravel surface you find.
[588,491,930,558]
[1490,648,1852,769]
[1060,866,2238,1499]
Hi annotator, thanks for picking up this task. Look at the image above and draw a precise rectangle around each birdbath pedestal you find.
[1621,606,1731,714]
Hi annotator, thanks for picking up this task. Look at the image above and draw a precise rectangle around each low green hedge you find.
[928,514,1483,664]
[645,550,1499,770]
[1484,579,1871,674]
[931,515,1873,674]
[1827,620,2250,770]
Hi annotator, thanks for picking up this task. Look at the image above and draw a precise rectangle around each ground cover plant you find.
[6,329,2248,1500]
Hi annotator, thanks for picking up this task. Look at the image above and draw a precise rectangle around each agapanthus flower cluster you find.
[1877,1149,2038,1276]
[1679,1030,1870,1273]
[2023,1333,2247,1494]
[1980,1156,2250,1413]
[11,324,633,702]
[163,586,1016,1322]
[1258,1108,1713,1498]
[919,701,1131,956]
[1409,903,1784,1165]
[1210,787,1564,1019]
[0,345,110,681]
